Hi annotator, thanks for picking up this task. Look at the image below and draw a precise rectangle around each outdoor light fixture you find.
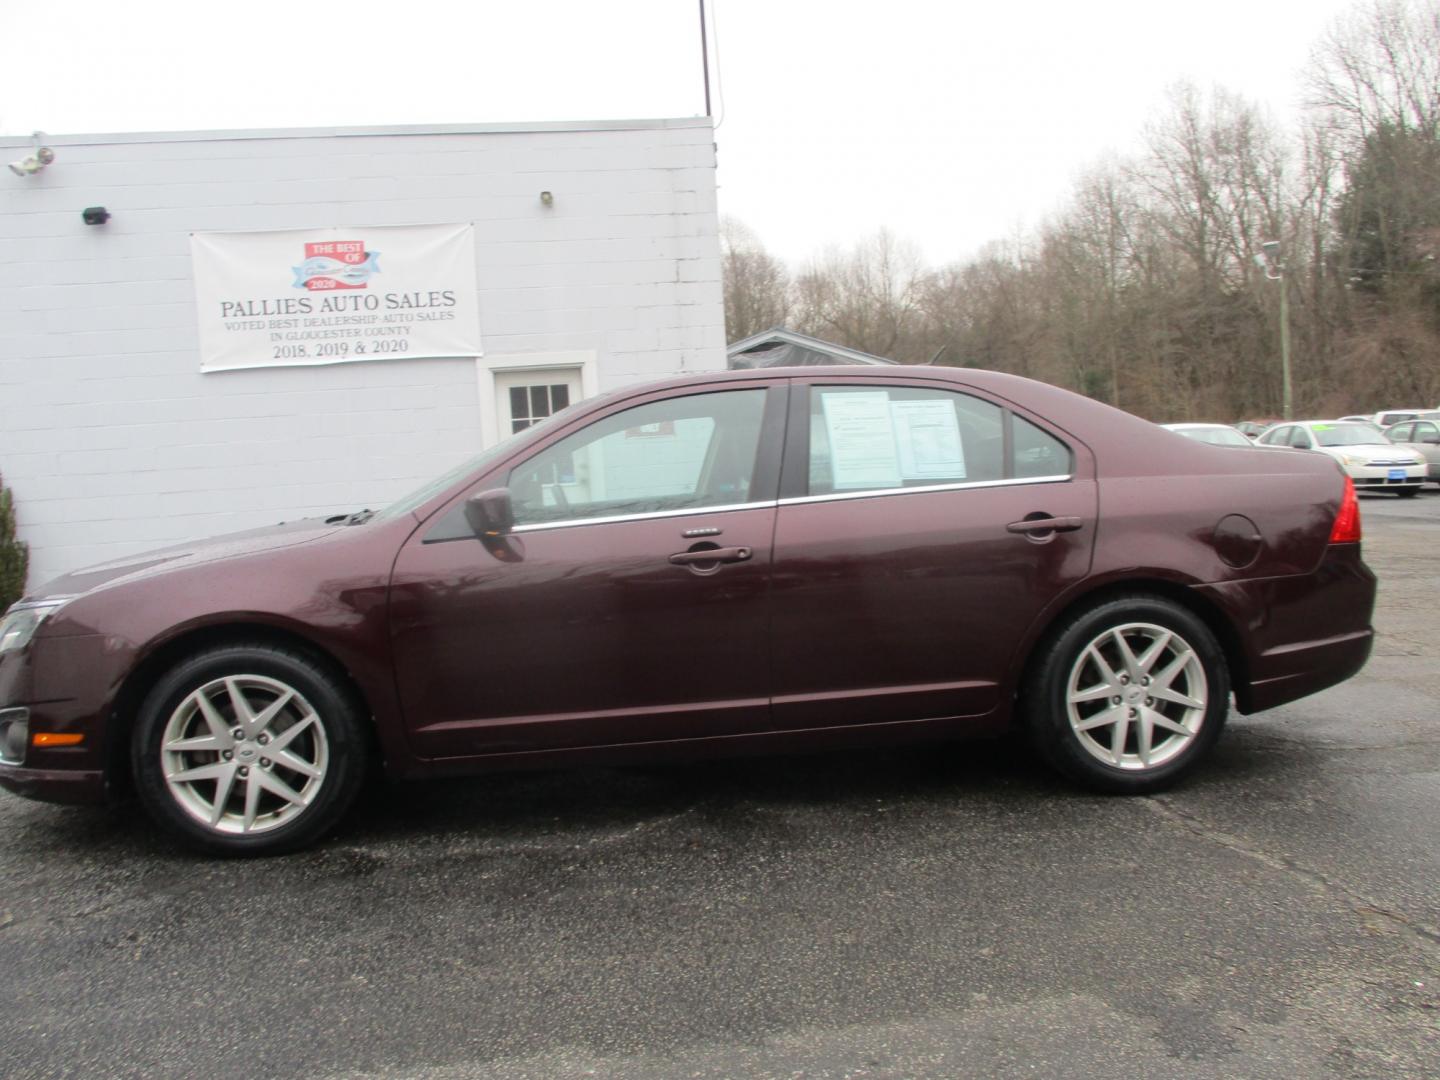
[7,145,55,177]
[81,206,110,225]
[539,190,554,206]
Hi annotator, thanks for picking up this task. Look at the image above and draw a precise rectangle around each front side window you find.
[508,388,767,526]
[1415,423,1439,443]
[805,385,1071,496]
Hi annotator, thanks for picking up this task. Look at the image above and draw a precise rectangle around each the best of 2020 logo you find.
[291,240,381,291]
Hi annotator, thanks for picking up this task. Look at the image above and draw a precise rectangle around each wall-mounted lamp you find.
[82,206,110,226]
[539,190,554,207]
[8,140,55,177]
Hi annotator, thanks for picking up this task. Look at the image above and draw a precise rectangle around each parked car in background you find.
[1,367,1377,854]
[1373,408,1435,428]
[1162,423,1254,447]
[1383,418,1440,485]
[1256,420,1425,496]
[1234,420,1277,440]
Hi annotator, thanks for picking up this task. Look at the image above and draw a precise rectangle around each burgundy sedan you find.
[0,367,1375,854]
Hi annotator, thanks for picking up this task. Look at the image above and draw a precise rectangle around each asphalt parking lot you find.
[2,491,1438,1079]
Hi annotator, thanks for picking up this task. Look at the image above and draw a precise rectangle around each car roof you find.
[1161,423,1234,430]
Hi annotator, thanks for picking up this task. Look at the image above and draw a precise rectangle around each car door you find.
[388,381,786,759]
[766,378,1097,730]
[1405,422,1440,473]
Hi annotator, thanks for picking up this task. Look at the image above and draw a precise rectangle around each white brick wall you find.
[0,119,724,588]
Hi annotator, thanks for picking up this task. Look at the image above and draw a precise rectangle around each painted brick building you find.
[0,118,725,588]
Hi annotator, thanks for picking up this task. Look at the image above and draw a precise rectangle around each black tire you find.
[132,643,368,855]
[1396,487,1420,498]
[1022,594,1230,794]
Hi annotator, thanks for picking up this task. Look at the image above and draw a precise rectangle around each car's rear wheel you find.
[132,644,367,855]
[1396,487,1420,498]
[1024,596,1229,793]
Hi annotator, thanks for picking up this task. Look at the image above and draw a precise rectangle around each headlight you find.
[0,603,64,654]
[1338,454,1360,466]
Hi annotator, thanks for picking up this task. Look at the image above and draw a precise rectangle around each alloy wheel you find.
[159,674,329,834]
[1065,622,1208,771]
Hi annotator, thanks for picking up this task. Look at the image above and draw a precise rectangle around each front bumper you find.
[0,760,106,804]
[0,631,117,806]
[1345,461,1425,489]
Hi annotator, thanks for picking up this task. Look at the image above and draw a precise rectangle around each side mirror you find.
[464,488,515,538]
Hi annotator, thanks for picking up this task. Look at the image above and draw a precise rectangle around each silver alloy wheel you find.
[1065,622,1208,771]
[160,674,329,835]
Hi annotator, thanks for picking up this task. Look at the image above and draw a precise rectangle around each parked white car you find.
[1383,418,1440,485]
[1373,408,1436,428]
[1256,420,1425,497]
[1161,423,1254,447]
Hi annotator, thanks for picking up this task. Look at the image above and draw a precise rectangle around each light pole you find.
[1259,240,1293,420]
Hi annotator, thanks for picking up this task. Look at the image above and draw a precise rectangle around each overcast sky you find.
[1,0,1363,266]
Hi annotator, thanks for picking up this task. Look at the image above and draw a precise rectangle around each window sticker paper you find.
[821,391,901,489]
[891,398,966,480]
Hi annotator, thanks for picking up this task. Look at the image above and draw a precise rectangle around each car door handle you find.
[668,546,753,566]
[1006,516,1083,535]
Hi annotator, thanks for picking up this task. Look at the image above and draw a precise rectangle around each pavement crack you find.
[1143,795,1440,952]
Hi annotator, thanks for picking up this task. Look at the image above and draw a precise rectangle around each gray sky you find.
[1,0,1362,266]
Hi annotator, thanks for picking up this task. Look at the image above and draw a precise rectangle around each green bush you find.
[0,471,28,611]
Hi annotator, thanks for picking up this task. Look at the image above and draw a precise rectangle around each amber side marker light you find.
[32,732,84,747]
[1329,475,1362,544]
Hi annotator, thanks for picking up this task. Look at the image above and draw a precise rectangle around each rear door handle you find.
[1006,516,1083,535]
[668,546,753,566]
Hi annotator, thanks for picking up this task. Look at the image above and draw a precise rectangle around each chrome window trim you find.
[779,473,1072,507]
[512,500,773,534]
[508,473,1074,532]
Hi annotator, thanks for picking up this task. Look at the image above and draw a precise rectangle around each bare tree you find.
[720,217,791,343]
[792,230,927,362]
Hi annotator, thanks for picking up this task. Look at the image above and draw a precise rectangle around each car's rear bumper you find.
[1195,542,1377,714]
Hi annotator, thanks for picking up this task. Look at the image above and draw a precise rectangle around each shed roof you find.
[726,328,897,369]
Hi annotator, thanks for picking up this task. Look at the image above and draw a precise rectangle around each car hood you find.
[27,518,345,603]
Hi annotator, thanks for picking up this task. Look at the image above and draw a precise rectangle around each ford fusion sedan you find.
[0,367,1377,854]
[1255,420,1424,496]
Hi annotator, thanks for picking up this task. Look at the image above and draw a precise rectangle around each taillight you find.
[1329,475,1361,543]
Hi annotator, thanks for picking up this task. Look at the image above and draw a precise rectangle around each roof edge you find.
[0,116,713,149]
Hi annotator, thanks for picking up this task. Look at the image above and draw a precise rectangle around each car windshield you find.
[372,406,577,522]
[1311,423,1391,447]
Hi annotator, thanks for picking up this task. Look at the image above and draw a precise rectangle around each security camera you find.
[7,146,54,176]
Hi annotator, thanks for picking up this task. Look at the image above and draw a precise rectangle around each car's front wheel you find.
[132,643,368,855]
[1023,595,1229,793]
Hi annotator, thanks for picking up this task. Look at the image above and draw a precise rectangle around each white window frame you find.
[476,351,599,449]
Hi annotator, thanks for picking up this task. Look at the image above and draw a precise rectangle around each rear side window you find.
[805,386,1071,496]
[1012,415,1072,478]
[1389,423,1413,441]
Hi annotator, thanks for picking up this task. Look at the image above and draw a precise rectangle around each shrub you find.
[0,471,28,610]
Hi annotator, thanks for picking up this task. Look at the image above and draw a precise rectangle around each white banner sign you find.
[191,223,482,372]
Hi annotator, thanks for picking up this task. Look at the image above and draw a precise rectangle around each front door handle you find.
[1005,516,1083,535]
[669,546,753,566]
